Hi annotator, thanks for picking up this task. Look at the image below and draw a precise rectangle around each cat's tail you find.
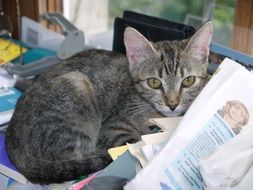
[15,150,112,184]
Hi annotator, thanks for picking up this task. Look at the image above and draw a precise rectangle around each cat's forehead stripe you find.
[160,47,182,77]
[180,67,184,77]
[163,60,170,75]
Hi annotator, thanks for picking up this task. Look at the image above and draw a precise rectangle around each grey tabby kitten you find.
[6,22,213,184]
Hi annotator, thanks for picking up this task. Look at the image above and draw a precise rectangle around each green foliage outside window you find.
[109,0,236,46]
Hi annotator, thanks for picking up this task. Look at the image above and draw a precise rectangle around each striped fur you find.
[5,22,212,184]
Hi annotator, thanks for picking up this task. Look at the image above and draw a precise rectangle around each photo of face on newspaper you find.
[217,100,249,135]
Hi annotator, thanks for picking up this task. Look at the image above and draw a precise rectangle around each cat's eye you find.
[147,78,162,89]
[182,76,195,88]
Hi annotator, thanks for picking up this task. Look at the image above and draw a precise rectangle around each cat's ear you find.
[185,21,213,61]
[124,27,157,70]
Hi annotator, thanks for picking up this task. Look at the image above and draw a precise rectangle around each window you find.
[3,0,253,56]
[63,0,238,51]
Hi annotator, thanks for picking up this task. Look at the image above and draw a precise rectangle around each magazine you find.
[0,133,27,184]
[0,87,22,130]
[124,58,253,190]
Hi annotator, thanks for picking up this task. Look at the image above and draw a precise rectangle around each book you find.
[97,151,138,182]
[108,145,128,160]
[0,87,22,126]
[124,58,253,190]
[0,87,22,112]
[0,133,27,184]
[0,172,15,189]
[0,38,27,65]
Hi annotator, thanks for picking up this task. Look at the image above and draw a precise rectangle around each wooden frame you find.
[38,0,63,32]
[2,0,253,55]
[232,0,253,55]
[2,0,63,39]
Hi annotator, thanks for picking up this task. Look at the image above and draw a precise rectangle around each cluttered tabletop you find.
[1,7,253,190]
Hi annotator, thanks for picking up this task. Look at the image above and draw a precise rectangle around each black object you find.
[81,176,128,190]
[112,10,196,54]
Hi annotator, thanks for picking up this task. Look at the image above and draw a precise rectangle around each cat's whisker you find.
[118,105,154,120]
[123,102,152,110]
[120,108,154,120]
[121,106,152,116]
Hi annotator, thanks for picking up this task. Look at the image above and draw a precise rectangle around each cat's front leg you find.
[97,120,147,149]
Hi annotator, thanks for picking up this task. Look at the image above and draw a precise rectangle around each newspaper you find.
[124,58,253,190]
[127,117,182,167]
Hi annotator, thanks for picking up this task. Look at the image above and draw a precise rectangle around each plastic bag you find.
[199,127,253,190]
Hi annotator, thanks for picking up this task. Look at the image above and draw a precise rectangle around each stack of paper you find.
[126,117,182,167]
[0,87,22,127]
[124,58,253,190]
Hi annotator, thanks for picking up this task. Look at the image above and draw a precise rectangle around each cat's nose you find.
[168,102,178,111]
[165,92,180,111]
